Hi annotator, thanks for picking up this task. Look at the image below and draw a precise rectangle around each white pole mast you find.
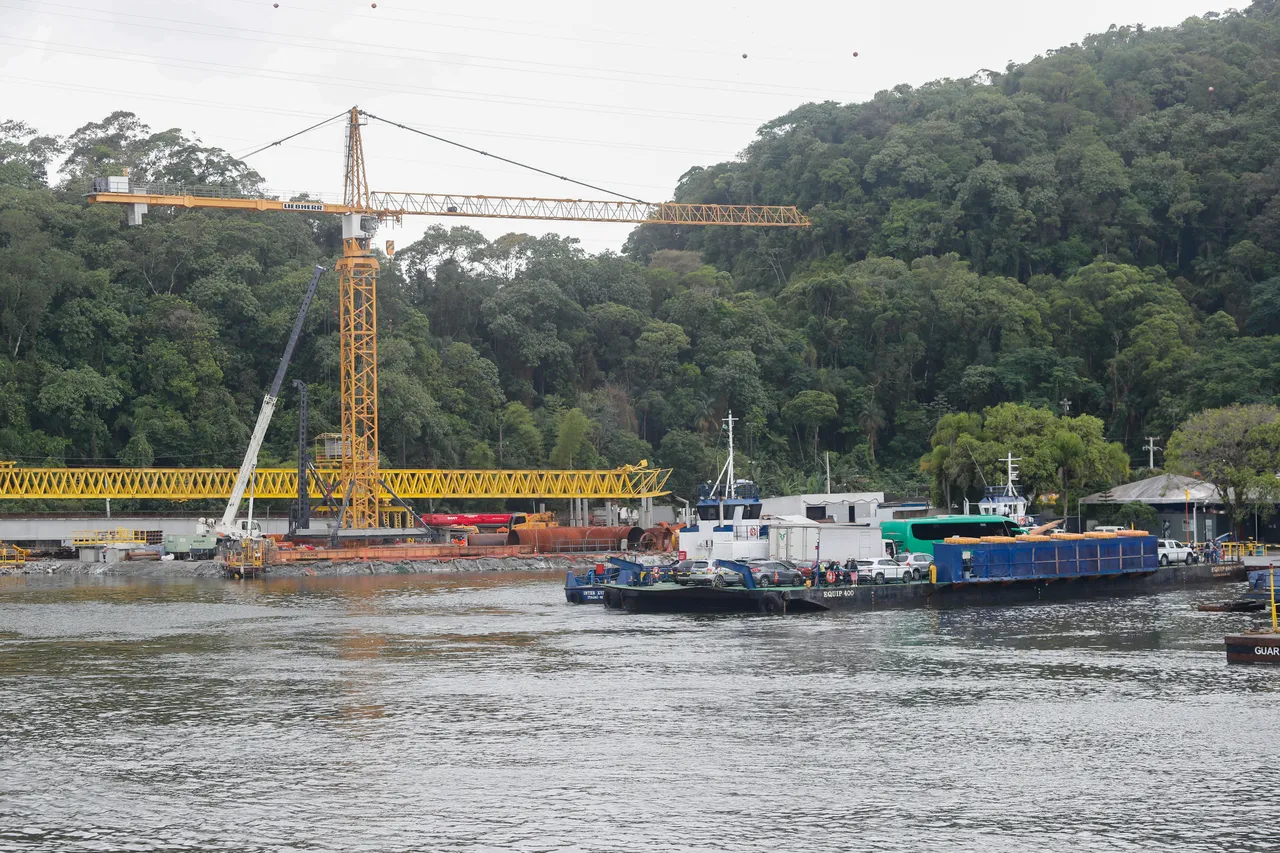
[724,411,738,500]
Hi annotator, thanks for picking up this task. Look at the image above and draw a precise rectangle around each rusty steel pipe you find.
[511,525,644,553]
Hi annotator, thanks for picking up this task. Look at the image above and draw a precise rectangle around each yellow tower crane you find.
[88,107,810,530]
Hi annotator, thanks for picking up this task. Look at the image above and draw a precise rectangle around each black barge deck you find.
[598,561,1247,614]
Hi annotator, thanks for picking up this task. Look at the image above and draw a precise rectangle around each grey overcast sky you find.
[2,0,1218,252]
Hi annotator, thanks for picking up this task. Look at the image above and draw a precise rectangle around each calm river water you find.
[0,572,1276,852]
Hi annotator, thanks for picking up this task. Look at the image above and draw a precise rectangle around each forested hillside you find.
[3,2,1280,510]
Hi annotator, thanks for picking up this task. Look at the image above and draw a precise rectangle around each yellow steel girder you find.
[0,466,672,501]
[85,190,811,226]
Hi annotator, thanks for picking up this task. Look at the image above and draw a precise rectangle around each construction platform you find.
[272,543,533,563]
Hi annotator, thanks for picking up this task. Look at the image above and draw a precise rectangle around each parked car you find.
[1158,539,1197,566]
[673,559,746,587]
[672,559,710,585]
[857,557,914,584]
[746,559,805,587]
[896,552,934,580]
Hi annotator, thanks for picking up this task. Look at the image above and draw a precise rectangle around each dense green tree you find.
[782,390,839,463]
[1166,404,1280,534]
[549,408,598,469]
[7,4,1280,512]
[497,402,544,468]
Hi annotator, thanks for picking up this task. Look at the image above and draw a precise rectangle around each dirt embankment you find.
[2,555,612,579]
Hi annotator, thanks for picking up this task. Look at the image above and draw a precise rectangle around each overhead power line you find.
[217,0,838,67]
[3,1,868,101]
[0,75,736,159]
[0,35,769,128]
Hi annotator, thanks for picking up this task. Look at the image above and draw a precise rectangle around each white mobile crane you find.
[197,264,326,550]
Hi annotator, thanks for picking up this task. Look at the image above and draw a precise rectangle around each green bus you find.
[880,515,1022,556]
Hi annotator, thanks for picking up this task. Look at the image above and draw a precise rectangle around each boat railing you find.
[696,482,760,501]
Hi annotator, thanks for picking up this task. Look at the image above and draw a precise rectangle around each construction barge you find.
[568,535,1247,615]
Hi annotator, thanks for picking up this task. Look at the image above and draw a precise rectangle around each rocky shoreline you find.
[1,555,609,579]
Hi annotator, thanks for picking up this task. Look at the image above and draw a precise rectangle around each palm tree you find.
[1052,430,1086,519]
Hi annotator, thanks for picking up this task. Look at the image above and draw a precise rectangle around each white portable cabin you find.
[766,516,891,565]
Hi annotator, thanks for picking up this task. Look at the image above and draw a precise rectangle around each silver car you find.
[897,552,934,581]
[675,559,745,587]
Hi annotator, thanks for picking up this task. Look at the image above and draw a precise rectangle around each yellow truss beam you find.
[0,466,672,501]
[86,189,811,226]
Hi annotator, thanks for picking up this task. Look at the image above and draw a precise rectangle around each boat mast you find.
[1004,452,1020,497]
[724,411,737,500]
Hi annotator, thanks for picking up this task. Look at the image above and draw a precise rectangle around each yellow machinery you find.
[85,107,809,529]
[0,541,29,566]
[69,529,155,548]
[224,539,268,578]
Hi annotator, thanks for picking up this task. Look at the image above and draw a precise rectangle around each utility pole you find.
[1060,397,1072,416]
[825,451,831,495]
[1144,437,1161,470]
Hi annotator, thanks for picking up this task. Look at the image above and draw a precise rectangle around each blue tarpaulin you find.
[932,536,1158,583]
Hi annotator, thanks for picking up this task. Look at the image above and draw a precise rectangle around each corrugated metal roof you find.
[1080,474,1220,505]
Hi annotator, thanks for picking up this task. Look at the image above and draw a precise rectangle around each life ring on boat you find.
[825,570,837,584]
[748,526,759,537]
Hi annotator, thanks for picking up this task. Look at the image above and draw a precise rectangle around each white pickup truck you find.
[1157,539,1197,566]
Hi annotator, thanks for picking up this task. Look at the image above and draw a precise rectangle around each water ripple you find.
[0,574,1276,852]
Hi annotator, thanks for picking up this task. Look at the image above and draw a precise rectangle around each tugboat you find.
[677,412,769,564]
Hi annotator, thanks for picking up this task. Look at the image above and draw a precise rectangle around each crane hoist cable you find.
[361,111,646,203]
[239,110,351,161]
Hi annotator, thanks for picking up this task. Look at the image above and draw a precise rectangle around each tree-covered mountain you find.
[3,1,1280,512]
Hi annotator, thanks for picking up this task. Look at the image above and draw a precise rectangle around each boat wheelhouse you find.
[677,412,769,563]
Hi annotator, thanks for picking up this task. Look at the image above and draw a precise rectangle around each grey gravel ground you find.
[1,554,617,578]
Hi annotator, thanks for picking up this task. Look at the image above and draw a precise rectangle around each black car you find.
[746,559,806,587]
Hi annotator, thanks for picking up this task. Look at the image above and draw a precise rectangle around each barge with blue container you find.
[571,417,1243,614]
[570,533,1245,615]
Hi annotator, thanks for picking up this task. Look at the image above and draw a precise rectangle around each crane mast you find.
[87,105,811,532]
[336,109,383,529]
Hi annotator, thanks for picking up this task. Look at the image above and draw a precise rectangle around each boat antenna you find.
[1004,452,1021,497]
[711,411,739,500]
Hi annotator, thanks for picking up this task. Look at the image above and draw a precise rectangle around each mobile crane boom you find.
[206,264,326,540]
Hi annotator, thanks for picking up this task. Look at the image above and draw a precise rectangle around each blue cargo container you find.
[931,536,1158,583]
